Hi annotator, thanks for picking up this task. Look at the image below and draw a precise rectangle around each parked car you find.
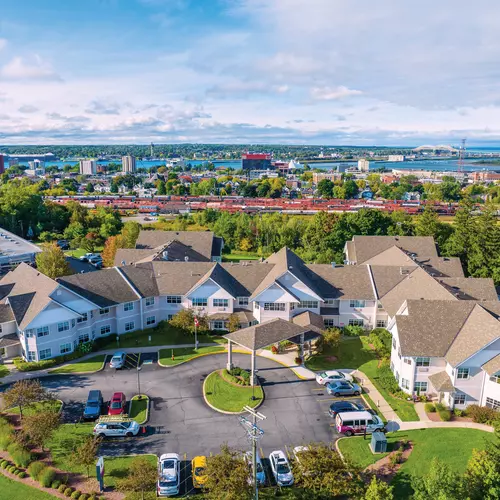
[329,401,366,418]
[157,453,181,497]
[110,352,127,369]
[108,392,127,415]
[83,390,103,420]
[269,450,294,487]
[80,252,99,262]
[244,451,266,486]
[93,419,140,437]
[56,239,70,250]
[335,411,385,436]
[315,370,353,385]
[326,380,361,397]
[88,254,102,264]
[191,455,207,489]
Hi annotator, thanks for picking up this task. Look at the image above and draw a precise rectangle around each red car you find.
[108,392,127,415]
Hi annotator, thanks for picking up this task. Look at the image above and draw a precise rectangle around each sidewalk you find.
[398,420,495,433]
[256,349,316,380]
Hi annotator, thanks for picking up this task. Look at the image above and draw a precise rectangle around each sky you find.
[1,0,500,146]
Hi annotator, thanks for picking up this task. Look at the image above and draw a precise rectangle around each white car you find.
[315,370,353,385]
[80,252,100,262]
[93,419,140,438]
[157,453,181,497]
[269,450,294,487]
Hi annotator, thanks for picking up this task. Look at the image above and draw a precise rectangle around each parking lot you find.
[39,353,373,460]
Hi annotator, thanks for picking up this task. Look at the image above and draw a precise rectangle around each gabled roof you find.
[428,371,455,392]
[482,354,500,376]
[185,263,244,298]
[349,235,438,264]
[221,262,275,295]
[292,311,325,333]
[414,256,464,278]
[437,277,498,301]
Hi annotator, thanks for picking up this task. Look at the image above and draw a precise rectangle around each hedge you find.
[424,402,436,413]
[39,467,57,487]
[28,461,47,481]
[64,487,74,497]
[7,443,32,468]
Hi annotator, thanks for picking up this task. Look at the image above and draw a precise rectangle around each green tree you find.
[415,206,453,248]
[72,436,102,478]
[204,444,252,500]
[169,309,209,334]
[22,410,60,451]
[363,476,394,500]
[317,179,334,198]
[156,180,166,195]
[120,221,141,248]
[117,456,157,500]
[228,314,240,333]
[85,182,95,193]
[411,458,461,500]
[35,243,72,279]
[464,448,500,500]
[343,179,359,199]
[3,379,54,420]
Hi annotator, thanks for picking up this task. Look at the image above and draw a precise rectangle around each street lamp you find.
[251,369,259,401]
[137,366,142,399]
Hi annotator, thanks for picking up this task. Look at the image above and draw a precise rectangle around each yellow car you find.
[192,455,208,489]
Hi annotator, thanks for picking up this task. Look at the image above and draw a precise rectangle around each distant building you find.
[122,155,136,173]
[0,155,4,174]
[470,171,500,182]
[388,155,405,162]
[358,159,370,172]
[312,172,342,184]
[242,153,272,171]
[79,160,97,175]
[0,227,41,273]
[28,160,45,174]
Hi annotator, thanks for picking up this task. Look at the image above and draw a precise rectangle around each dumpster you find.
[370,431,387,453]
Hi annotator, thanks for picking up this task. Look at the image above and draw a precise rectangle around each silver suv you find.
[93,420,140,438]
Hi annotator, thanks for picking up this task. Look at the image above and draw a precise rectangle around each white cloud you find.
[0,39,7,51]
[18,105,39,113]
[0,56,61,81]
[310,86,363,101]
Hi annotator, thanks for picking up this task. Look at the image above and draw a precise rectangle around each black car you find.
[329,401,366,418]
[56,239,70,250]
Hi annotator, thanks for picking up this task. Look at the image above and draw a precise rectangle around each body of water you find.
[10,158,500,172]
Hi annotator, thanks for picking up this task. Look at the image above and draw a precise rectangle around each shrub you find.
[434,402,445,412]
[424,402,435,413]
[368,328,392,358]
[271,345,279,354]
[18,471,26,478]
[400,439,409,450]
[8,465,16,473]
[343,325,365,337]
[8,443,32,468]
[0,430,14,451]
[80,494,89,500]
[294,356,302,365]
[390,451,403,466]
[466,404,498,424]
[64,487,74,497]
[52,480,61,489]
[14,469,21,475]
[438,409,452,421]
[58,484,68,493]
[1,460,9,468]
[71,490,82,499]
[89,495,97,500]
[39,467,57,487]
[376,361,401,394]
[323,328,341,349]
[453,409,465,417]
[28,461,47,481]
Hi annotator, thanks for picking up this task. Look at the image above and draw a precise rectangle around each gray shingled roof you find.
[135,230,217,259]
[437,277,498,301]
[221,263,275,295]
[0,333,20,348]
[292,311,325,333]
[428,371,455,392]
[209,309,255,324]
[351,235,438,264]
[415,257,464,278]
[482,354,500,376]
[224,318,308,350]
[118,264,160,298]
[0,304,14,323]
[148,261,214,295]
[58,268,138,307]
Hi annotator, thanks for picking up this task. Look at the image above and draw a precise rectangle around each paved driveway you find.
[37,353,340,458]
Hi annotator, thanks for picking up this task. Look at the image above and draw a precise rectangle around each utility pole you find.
[239,406,266,500]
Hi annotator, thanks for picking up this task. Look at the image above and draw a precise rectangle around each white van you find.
[335,410,385,436]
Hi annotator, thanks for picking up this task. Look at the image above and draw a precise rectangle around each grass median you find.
[0,473,56,500]
[204,370,263,413]
[129,394,149,424]
[159,346,225,366]
[7,399,62,416]
[48,354,106,374]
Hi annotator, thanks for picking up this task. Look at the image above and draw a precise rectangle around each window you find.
[348,319,364,326]
[146,316,156,326]
[78,333,90,344]
[404,358,412,365]
[192,298,207,307]
[377,302,383,309]
[58,321,69,333]
[263,303,286,311]
[167,296,182,304]
[457,368,470,380]
[349,300,365,308]
[490,374,500,384]
[416,357,430,367]
[25,330,35,338]
[60,343,72,354]
[324,299,337,306]
[100,307,110,315]
[167,314,174,321]
[376,320,387,328]
[454,393,466,405]
[145,297,155,307]
[254,301,259,310]
[77,312,88,323]
[37,326,49,337]
[324,319,336,328]
[27,351,36,361]
[124,302,134,312]
[213,321,226,330]
[125,321,135,332]
[298,301,319,309]
[213,299,229,308]
[238,297,249,306]
[486,397,500,410]
[0,325,2,333]
[414,381,428,392]
[39,348,51,360]
[401,378,410,390]
[289,303,296,311]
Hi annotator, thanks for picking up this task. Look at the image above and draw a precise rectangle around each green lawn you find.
[95,323,225,350]
[47,423,95,473]
[204,370,263,412]
[222,251,260,262]
[159,346,225,366]
[103,455,157,488]
[129,395,148,424]
[305,337,419,421]
[7,399,62,416]
[0,473,56,500]
[338,429,495,498]
[49,354,106,374]
[0,365,9,378]
[65,246,104,258]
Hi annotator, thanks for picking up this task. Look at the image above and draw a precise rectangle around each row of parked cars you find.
[83,390,127,420]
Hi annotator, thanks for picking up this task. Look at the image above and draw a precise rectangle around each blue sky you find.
[1,0,500,145]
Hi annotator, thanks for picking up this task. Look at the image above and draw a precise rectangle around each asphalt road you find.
[35,353,362,458]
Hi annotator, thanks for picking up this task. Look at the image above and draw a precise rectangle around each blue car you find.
[83,389,103,420]
[326,381,361,397]
[245,451,266,486]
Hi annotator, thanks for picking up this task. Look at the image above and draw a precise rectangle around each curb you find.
[335,436,347,461]
[130,394,150,425]
[47,354,109,375]
[202,371,264,415]
[157,348,225,368]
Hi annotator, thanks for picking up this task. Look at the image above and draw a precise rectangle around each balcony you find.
[320,307,339,316]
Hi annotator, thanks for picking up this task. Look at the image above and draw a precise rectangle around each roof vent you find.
[162,251,169,260]
[184,256,189,262]
[331,262,336,268]
[400,268,410,275]
[121,260,126,266]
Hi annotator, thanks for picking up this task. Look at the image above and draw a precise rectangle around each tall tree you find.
[3,379,54,420]
[117,456,157,500]
[363,476,394,500]
[72,436,102,478]
[101,235,119,267]
[22,410,60,451]
[464,448,500,500]
[35,243,72,279]
[411,458,461,500]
